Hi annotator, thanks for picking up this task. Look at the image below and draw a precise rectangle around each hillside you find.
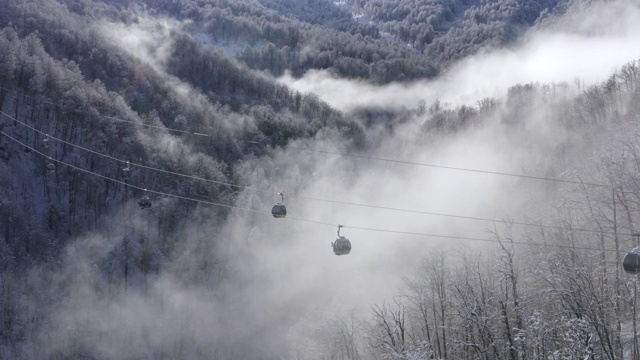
[2,0,640,359]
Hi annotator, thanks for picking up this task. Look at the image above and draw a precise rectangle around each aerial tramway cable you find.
[0,85,611,188]
[0,128,630,255]
[102,112,611,188]
[0,109,630,237]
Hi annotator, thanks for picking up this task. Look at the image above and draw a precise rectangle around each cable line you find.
[0,128,266,215]
[104,115,210,137]
[98,109,613,189]
[287,146,610,188]
[0,109,630,237]
[0,85,612,188]
[102,110,609,188]
[343,224,624,253]
[292,194,628,236]
[0,129,629,255]
[0,110,263,193]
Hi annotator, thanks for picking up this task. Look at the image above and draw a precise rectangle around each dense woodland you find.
[2,0,640,359]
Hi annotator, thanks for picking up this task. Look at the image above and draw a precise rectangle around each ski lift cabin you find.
[332,225,351,256]
[122,162,132,180]
[271,192,287,218]
[623,248,640,274]
[333,236,352,255]
[46,160,55,173]
[138,192,152,209]
[625,234,640,274]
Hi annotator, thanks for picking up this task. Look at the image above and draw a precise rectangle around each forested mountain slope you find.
[1,0,639,359]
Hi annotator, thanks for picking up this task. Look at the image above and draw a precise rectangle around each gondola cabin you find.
[271,192,286,218]
[623,248,640,274]
[42,135,50,149]
[332,236,351,256]
[138,195,152,209]
[46,161,55,173]
[122,164,132,180]
[271,203,287,218]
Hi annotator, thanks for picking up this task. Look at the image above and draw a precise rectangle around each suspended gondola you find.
[332,225,351,255]
[271,192,287,218]
[121,161,132,180]
[42,134,50,149]
[138,190,152,209]
[623,247,640,274]
[46,158,56,173]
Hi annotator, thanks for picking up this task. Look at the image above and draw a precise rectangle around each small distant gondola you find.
[623,247,640,274]
[122,162,132,180]
[42,134,50,149]
[46,159,56,173]
[271,192,287,218]
[138,191,152,209]
[332,225,351,256]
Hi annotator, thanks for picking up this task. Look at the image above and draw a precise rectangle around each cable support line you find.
[100,111,612,188]
[0,129,267,215]
[291,195,630,236]
[1,84,616,189]
[93,113,622,191]
[342,225,627,254]
[286,146,613,188]
[104,116,209,136]
[0,128,632,254]
[0,110,264,193]
[1,109,634,237]
[6,88,639,211]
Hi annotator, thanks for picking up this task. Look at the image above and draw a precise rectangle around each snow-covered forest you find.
[1,0,640,358]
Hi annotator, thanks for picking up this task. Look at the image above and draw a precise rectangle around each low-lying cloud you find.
[98,15,183,71]
[280,0,640,112]
[30,1,640,358]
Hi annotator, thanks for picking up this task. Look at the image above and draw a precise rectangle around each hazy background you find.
[237,0,640,357]
[2,0,639,358]
[280,0,640,112]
